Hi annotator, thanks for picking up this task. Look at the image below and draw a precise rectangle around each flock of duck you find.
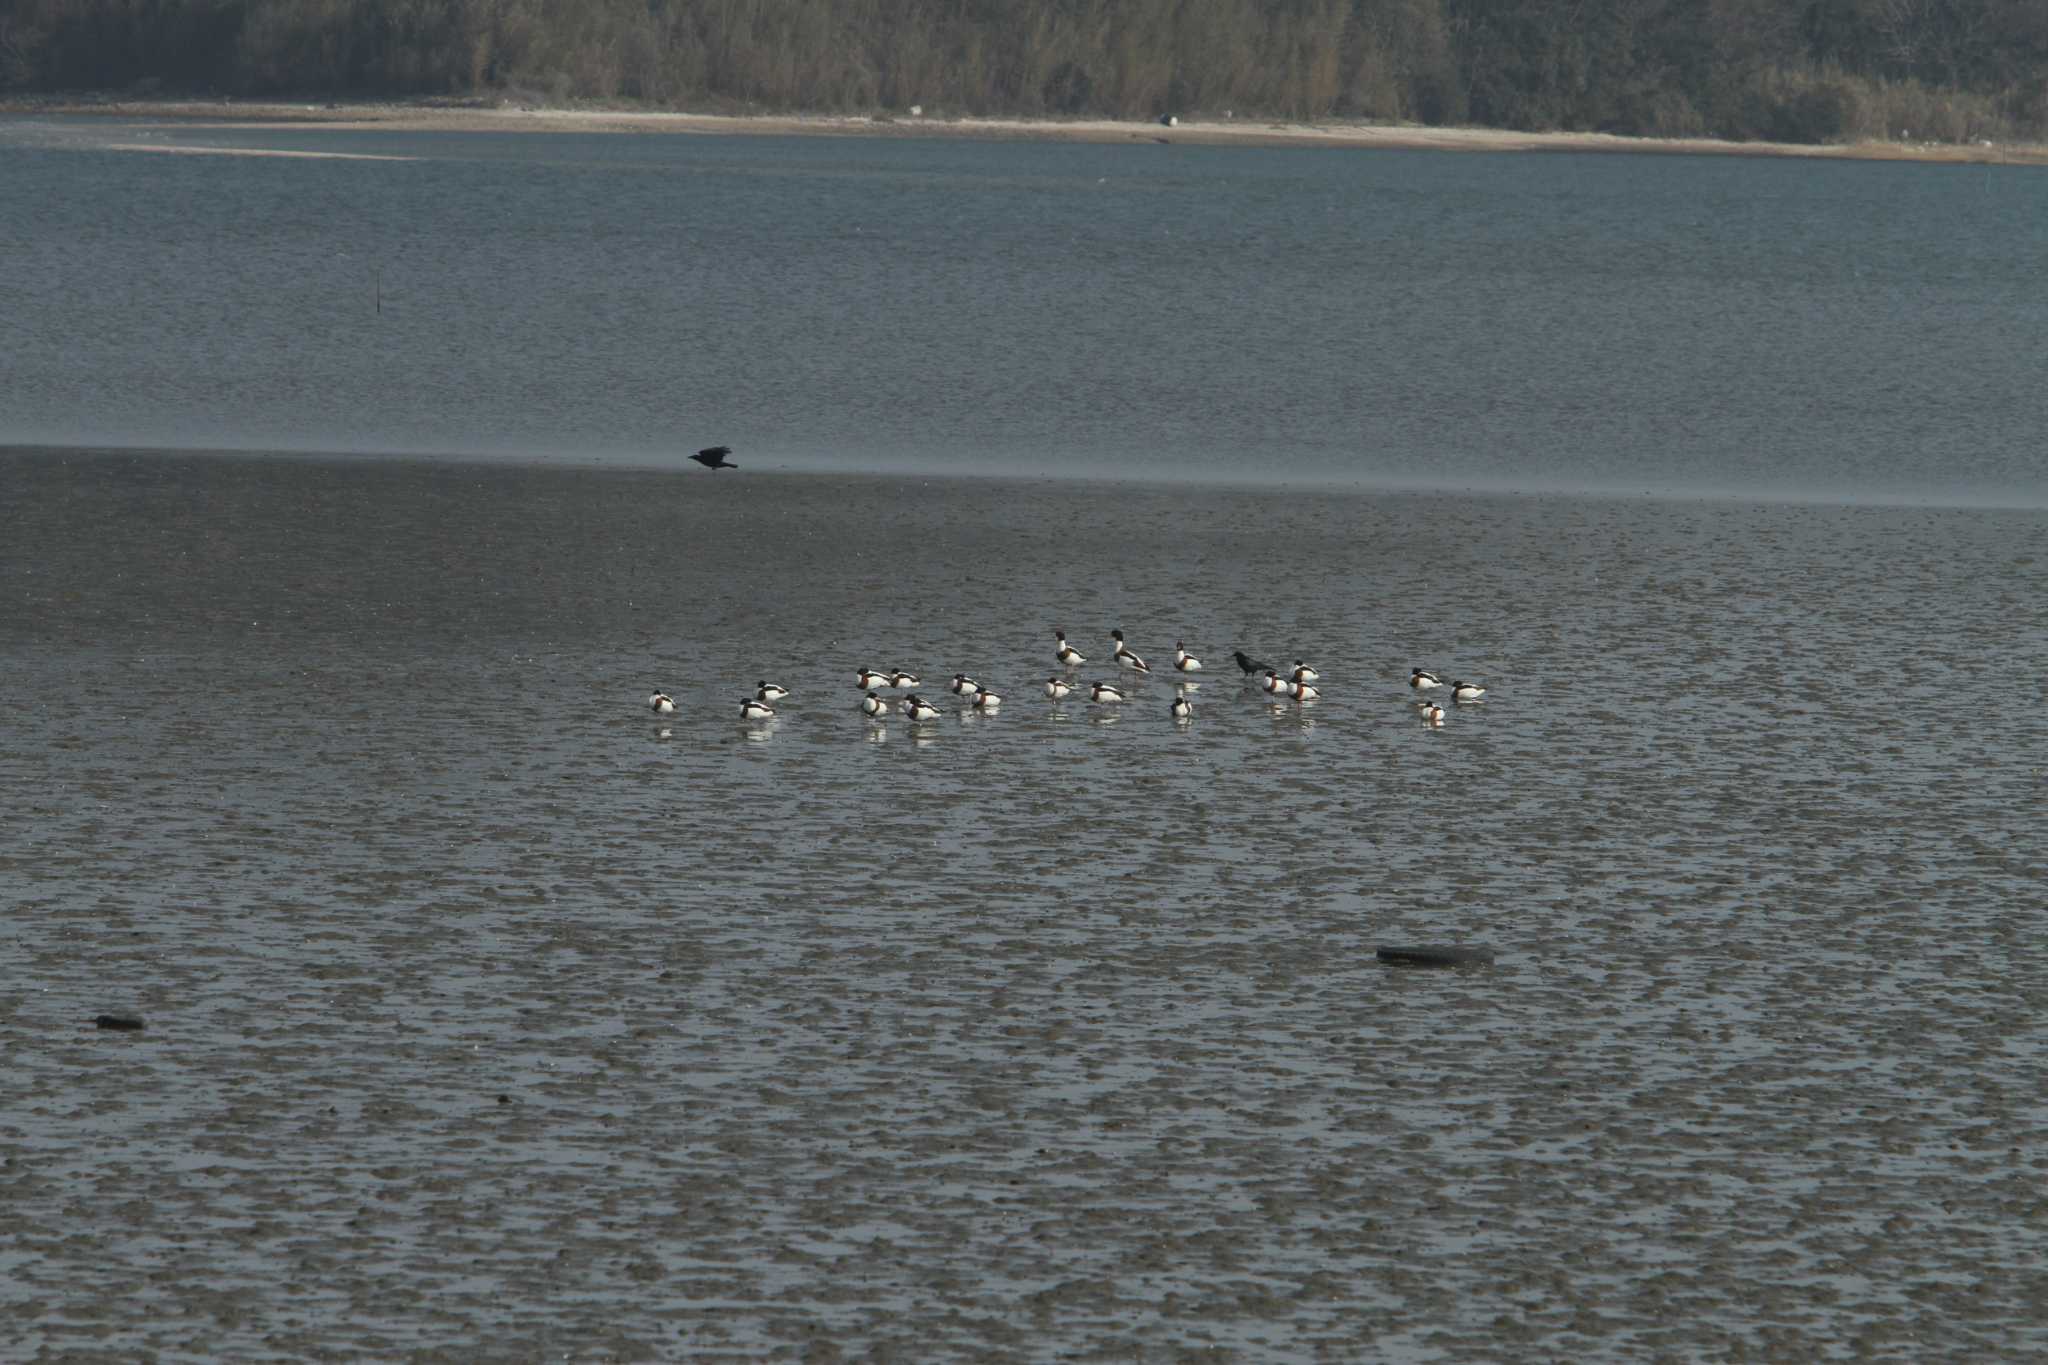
[647,628,1488,730]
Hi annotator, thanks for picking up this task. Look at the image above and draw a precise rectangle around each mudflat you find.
[5,450,2044,1358]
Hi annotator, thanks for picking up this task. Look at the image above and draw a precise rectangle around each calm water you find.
[3,118,2048,1360]
[3,114,2047,502]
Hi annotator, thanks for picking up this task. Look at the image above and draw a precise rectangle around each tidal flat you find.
[3,449,2044,1359]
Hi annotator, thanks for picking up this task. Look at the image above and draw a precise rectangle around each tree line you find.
[4,0,2044,145]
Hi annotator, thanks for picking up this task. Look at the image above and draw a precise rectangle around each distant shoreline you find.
[6,95,2044,165]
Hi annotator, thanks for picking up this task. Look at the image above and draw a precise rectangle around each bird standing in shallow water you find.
[1410,669,1443,690]
[1090,681,1125,704]
[649,690,675,714]
[861,691,888,717]
[740,698,776,720]
[1233,650,1273,677]
[1170,695,1193,721]
[1451,680,1487,702]
[691,445,736,470]
[1174,642,1203,673]
[1111,630,1150,673]
[1055,629,1087,667]
[1045,677,1074,700]
[756,681,789,702]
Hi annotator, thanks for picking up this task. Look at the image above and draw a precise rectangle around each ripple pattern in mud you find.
[3,451,2045,1360]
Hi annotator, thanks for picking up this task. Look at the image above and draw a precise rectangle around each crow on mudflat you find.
[691,445,737,470]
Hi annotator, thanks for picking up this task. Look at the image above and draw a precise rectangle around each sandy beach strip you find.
[8,96,2044,165]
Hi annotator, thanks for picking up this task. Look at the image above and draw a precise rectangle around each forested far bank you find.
[4,0,2046,146]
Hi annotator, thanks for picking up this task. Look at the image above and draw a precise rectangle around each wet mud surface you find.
[3,451,2045,1359]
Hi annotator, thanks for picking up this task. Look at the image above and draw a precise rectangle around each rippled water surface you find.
[4,114,2047,502]
[4,450,2045,1359]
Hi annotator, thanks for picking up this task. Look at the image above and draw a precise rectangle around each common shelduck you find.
[1170,695,1193,721]
[857,667,892,690]
[1045,677,1074,700]
[1233,650,1273,677]
[740,698,776,720]
[1111,630,1150,673]
[1090,681,1125,703]
[949,674,981,697]
[1054,629,1087,666]
[1291,660,1319,685]
[860,691,888,718]
[1422,702,1446,725]
[1290,681,1320,702]
[902,694,942,721]
[1451,680,1486,702]
[971,690,1002,710]
[1261,670,1289,696]
[756,681,789,702]
[1410,669,1443,690]
[649,691,675,714]
[1174,642,1203,673]
[888,670,921,690]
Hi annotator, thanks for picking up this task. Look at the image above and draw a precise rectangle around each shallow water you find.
[4,449,2045,1359]
[4,115,2047,503]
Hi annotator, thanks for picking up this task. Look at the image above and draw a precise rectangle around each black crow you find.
[1233,650,1273,676]
[691,445,737,470]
